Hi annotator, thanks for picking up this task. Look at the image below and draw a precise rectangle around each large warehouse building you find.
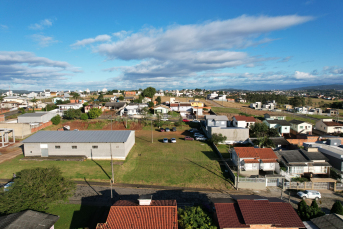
[22,130,135,160]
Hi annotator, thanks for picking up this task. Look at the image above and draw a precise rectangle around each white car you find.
[170,138,176,143]
[297,190,321,200]
[192,119,200,123]
[195,136,207,141]
[4,182,14,191]
[194,133,204,137]
[163,138,168,143]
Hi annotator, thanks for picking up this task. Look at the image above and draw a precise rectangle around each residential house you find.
[295,106,308,113]
[189,99,204,107]
[22,130,135,160]
[57,103,83,111]
[235,98,246,103]
[289,120,312,135]
[310,213,343,229]
[263,120,291,136]
[208,127,249,144]
[330,109,339,116]
[124,103,148,116]
[232,147,279,176]
[310,107,322,114]
[315,119,343,133]
[250,137,291,151]
[153,104,169,114]
[18,111,58,123]
[227,98,235,103]
[213,95,227,101]
[284,104,292,110]
[103,95,116,101]
[124,96,135,102]
[96,196,178,229]
[154,92,165,96]
[264,113,286,120]
[0,210,59,229]
[84,104,105,113]
[214,199,305,229]
[277,148,331,178]
[192,107,203,116]
[142,97,151,103]
[207,92,218,100]
[169,103,192,116]
[204,115,228,129]
[104,102,126,114]
[232,116,256,128]
[250,102,262,109]
[124,91,136,96]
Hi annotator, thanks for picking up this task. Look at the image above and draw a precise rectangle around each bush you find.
[80,113,88,120]
[178,206,217,229]
[331,201,343,215]
[291,177,309,182]
[297,200,325,221]
[209,133,227,145]
[88,108,102,119]
[63,109,82,120]
[51,115,61,125]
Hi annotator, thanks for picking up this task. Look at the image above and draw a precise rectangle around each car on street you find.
[160,128,165,132]
[195,136,207,141]
[172,127,176,132]
[194,133,204,137]
[183,119,190,122]
[163,138,168,143]
[192,119,200,123]
[185,136,194,141]
[165,128,170,132]
[297,190,321,200]
[170,138,176,143]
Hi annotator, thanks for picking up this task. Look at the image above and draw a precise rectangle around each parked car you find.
[160,128,165,132]
[297,190,321,200]
[170,138,176,143]
[163,138,168,143]
[161,118,169,121]
[195,136,207,141]
[192,119,200,123]
[189,128,197,133]
[165,128,170,132]
[183,119,190,122]
[194,133,204,137]
[172,127,176,132]
[185,136,194,141]
[4,182,14,192]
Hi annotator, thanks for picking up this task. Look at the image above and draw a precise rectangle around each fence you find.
[284,181,343,191]
[239,178,266,183]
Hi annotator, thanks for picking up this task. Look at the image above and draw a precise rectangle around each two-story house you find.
[204,115,228,128]
[232,116,256,128]
[315,119,343,134]
[289,120,312,135]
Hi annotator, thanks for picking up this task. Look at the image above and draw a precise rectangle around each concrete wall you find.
[24,131,135,160]
[238,182,266,190]
[209,127,249,142]
[0,123,31,138]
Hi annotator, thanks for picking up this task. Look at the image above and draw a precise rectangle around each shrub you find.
[80,113,88,120]
[51,115,61,125]
[178,206,217,229]
[63,109,82,120]
[209,133,227,145]
[331,201,343,215]
[88,108,102,119]
[297,200,325,221]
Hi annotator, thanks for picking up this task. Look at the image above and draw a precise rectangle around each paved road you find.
[204,100,224,107]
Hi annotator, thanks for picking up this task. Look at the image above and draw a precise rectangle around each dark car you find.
[172,127,176,131]
[160,128,165,132]
[185,136,194,141]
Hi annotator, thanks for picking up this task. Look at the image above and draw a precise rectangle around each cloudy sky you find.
[1,0,342,91]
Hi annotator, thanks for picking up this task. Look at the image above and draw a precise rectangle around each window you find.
[55,146,61,149]
[92,145,98,149]
[30,151,32,154]
[72,146,77,149]
[300,126,303,129]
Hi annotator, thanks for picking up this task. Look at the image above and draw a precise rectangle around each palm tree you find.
[90,97,95,104]
[72,92,80,103]
[30,97,38,112]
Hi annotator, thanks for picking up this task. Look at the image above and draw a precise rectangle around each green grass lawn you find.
[216,144,231,159]
[211,107,240,114]
[46,203,108,229]
[87,120,109,129]
[285,115,316,124]
[308,114,331,119]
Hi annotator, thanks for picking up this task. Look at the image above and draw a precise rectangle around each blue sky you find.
[0,0,342,91]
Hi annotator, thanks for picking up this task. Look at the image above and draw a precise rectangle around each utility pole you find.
[151,120,153,143]
[236,153,240,190]
[110,144,114,199]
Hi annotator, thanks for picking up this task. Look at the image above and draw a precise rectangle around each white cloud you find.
[31,34,59,47]
[71,34,111,47]
[323,66,343,74]
[294,71,316,79]
[278,56,293,63]
[112,30,131,38]
[28,19,53,30]
[0,24,8,30]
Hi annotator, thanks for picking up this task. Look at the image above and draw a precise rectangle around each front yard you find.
[0,129,232,190]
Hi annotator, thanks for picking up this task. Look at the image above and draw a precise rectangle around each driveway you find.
[0,143,23,164]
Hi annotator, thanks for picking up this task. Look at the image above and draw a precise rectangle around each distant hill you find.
[0,89,41,94]
[291,84,343,91]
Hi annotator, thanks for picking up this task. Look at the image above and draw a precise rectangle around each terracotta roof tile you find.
[243,159,260,163]
[233,116,256,122]
[215,203,249,228]
[261,159,277,163]
[234,147,278,160]
[97,200,178,229]
[271,202,305,228]
[323,121,343,126]
[238,200,280,226]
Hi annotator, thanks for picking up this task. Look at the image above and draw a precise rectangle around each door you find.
[40,144,48,157]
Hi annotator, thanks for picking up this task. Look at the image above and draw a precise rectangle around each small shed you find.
[18,112,56,123]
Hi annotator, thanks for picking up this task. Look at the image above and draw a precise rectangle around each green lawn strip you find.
[285,115,316,124]
[307,114,332,119]
[46,203,104,229]
[0,155,117,181]
[211,107,240,114]
[114,134,229,189]
[216,144,231,159]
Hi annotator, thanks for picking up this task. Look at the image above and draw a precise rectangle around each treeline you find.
[245,93,289,104]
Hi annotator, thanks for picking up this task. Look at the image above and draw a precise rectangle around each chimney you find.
[138,195,152,206]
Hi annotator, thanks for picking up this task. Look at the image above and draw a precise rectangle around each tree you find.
[249,123,269,138]
[268,127,280,137]
[63,109,82,120]
[311,199,319,210]
[30,97,38,112]
[254,136,275,148]
[118,96,124,101]
[88,108,102,119]
[178,206,217,229]
[71,92,80,103]
[307,97,313,106]
[80,113,88,120]
[297,200,325,221]
[0,167,75,214]
[142,87,156,99]
[148,101,154,108]
[51,115,61,125]
[155,96,162,105]
[331,201,343,215]
[209,133,227,145]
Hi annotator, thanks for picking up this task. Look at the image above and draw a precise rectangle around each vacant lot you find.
[0,128,231,190]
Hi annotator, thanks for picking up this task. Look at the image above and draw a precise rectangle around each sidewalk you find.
[0,149,22,164]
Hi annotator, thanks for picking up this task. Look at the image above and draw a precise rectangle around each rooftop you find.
[311,213,343,229]
[233,116,256,122]
[205,115,229,121]
[234,147,278,160]
[323,121,343,127]
[19,112,48,117]
[22,130,133,143]
[289,119,311,125]
[264,120,291,126]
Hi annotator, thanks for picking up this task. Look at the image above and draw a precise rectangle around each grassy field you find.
[211,107,240,114]
[285,115,317,124]
[0,129,232,190]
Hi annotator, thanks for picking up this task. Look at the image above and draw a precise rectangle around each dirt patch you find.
[102,121,143,130]
[0,142,23,155]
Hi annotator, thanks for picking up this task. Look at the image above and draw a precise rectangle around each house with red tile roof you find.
[215,199,305,229]
[232,116,256,128]
[315,119,343,134]
[232,147,278,176]
[96,196,178,229]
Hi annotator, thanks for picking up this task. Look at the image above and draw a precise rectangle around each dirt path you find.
[0,145,23,164]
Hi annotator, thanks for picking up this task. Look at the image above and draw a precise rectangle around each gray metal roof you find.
[265,120,291,126]
[205,115,229,121]
[289,119,310,125]
[311,213,343,229]
[19,112,48,117]
[0,210,59,229]
[22,130,133,143]
[301,150,328,161]
[277,150,309,163]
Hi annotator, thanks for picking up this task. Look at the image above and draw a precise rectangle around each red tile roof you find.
[170,103,179,107]
[96,200,178,229]
[261,159,278,163]
[234,147,278,160]
[243,159,260,163]
[323,121,343,126]
[215,200,305,228]
[233,116,256,122]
